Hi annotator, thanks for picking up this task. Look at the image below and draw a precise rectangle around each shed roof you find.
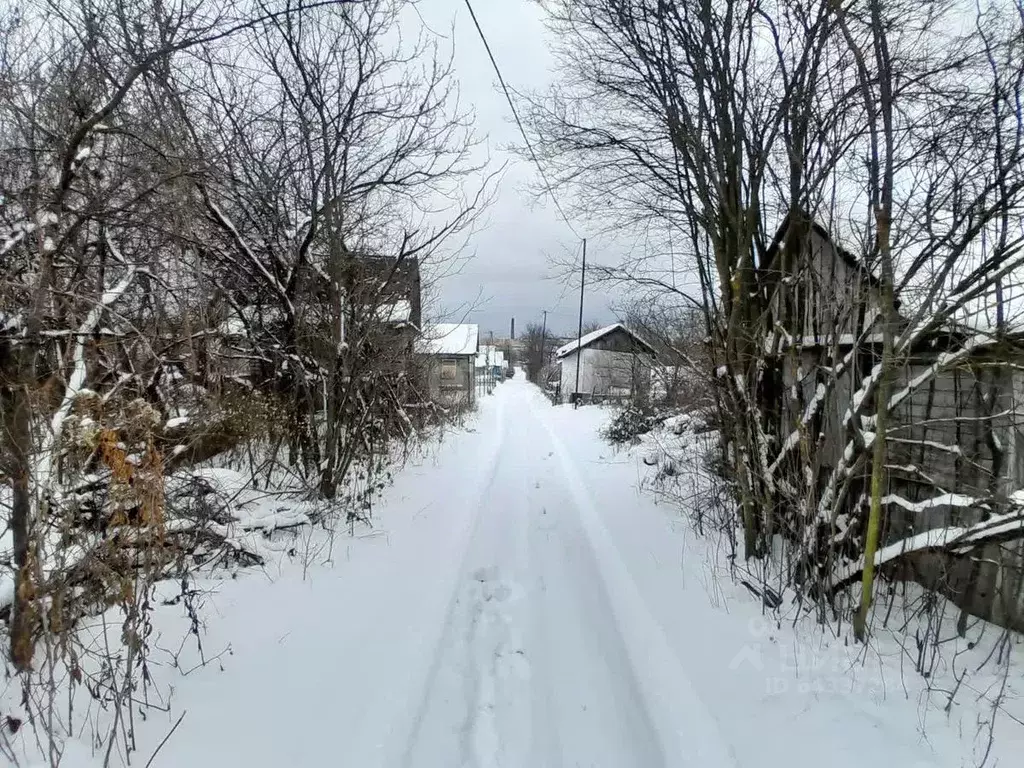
[554,322,656,359]
[759,212,882,286]
[416,323,479,356]
[374,300,413,325]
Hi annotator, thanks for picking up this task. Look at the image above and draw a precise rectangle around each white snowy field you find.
[14,374,1024,767]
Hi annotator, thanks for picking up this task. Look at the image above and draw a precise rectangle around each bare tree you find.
[525,0,849,556]
[523,322,555,383]
[180,0,493,499]
[619,302,711,411]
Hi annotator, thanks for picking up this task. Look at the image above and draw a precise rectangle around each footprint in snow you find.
[470,568,522,604]
[483,582,512,603]
[472,566,499,583]
[496,645,531,681]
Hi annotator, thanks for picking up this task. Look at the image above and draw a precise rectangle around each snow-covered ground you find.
[14,374,1024,766]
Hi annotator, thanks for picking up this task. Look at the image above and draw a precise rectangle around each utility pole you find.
[540,309,548,386]
[541,309,548,356]
[574,239,586,408]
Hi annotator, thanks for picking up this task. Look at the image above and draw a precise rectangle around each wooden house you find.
[555,323,656,404]
[210,254,422,387]
[416,323,479,408]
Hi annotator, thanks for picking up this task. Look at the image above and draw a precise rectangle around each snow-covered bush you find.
[602,405,659,444]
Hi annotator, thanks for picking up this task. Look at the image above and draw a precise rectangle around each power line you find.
[461,0,582,240]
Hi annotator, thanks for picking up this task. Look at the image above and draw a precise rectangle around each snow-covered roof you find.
[375,300,412,324]
[554,323,655,359]
[416,323,479,356]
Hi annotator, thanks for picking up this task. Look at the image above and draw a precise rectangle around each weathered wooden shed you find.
[759,215,1024,629]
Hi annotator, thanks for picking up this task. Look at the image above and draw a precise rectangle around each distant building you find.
[416,323,480,408]
[475,345,507,395]
[555,323,656,404]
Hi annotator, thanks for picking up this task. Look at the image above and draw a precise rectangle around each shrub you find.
[602,405,658,444]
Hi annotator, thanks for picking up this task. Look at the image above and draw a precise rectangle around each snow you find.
[415,322,479,355]
[216,304,287,337]
[885,338,984,416]
[764,333,887,352]
[37,268,138,500]
[190,466,249,499]
[834,505,1024,585]
[36,210,58,227]
[0,311,22,334]
[375,299,412,324]
[216,314,247,337]
[2,220,35,255]
[9,378,1024,766]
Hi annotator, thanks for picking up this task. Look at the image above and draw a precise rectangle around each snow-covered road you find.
[128,376,981,767]
[403,380,688,768]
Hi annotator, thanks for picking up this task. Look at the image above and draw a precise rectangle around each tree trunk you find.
[854,210,894,642]
[7,380,35,670]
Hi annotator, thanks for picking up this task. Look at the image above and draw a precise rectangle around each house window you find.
[441,360,457,381]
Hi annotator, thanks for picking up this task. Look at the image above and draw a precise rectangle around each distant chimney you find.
[510,317,515,340]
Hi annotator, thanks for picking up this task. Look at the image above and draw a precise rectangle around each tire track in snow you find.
[402,385,539,768]
[522,400,665,768]
[396,392,513,768]
[527,393,743,768]
[405,382,734,767]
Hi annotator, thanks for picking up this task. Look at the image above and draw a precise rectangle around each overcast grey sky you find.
[414,0,620,340]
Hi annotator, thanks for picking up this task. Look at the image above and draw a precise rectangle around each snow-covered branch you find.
[831,501,1024,592]
[37,267,140,495]
[880,493,988,514]
[202,197,296,318]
